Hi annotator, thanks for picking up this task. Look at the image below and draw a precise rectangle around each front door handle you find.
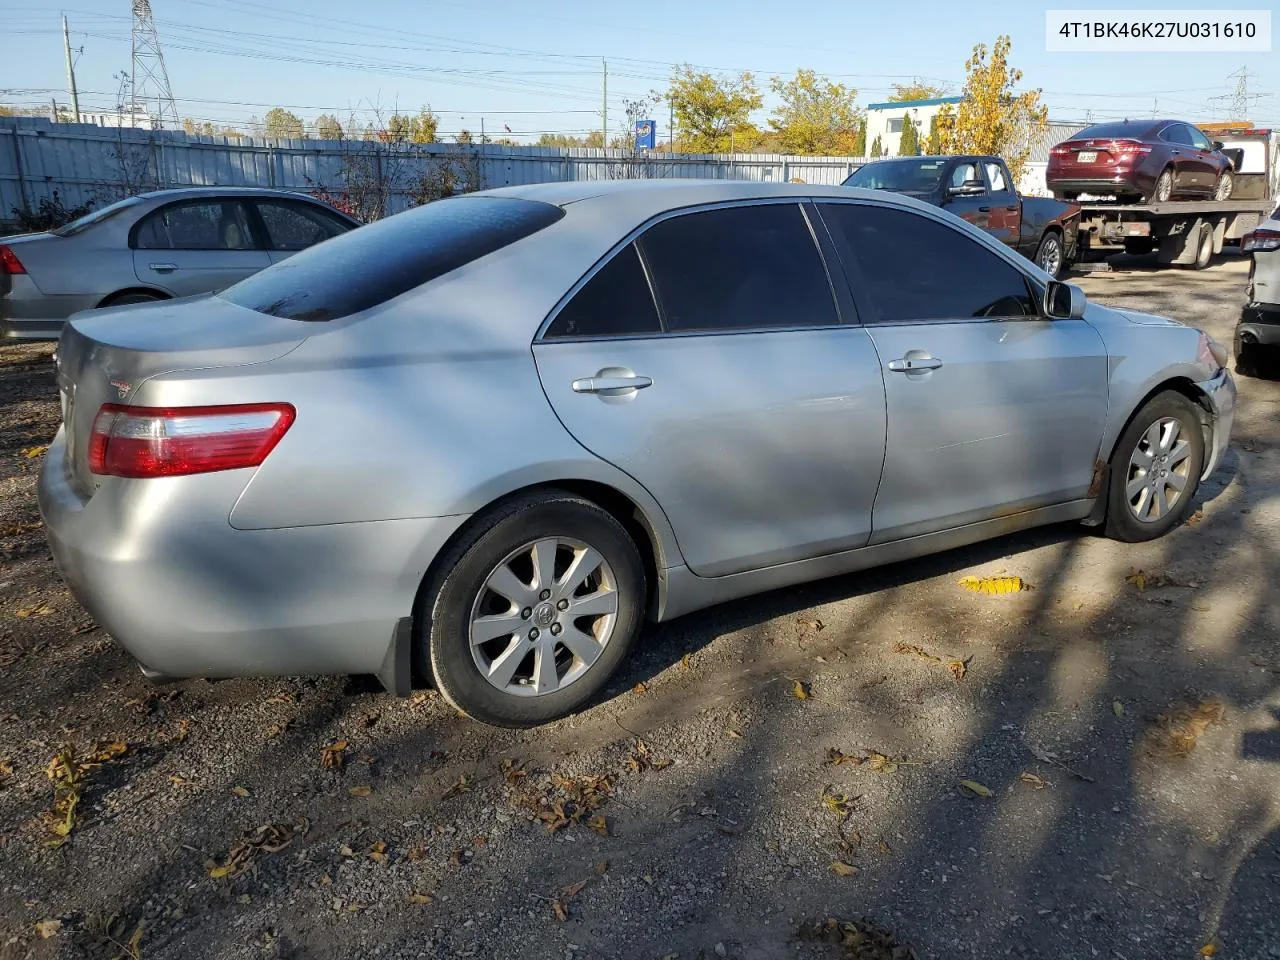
[572,375,653,394]
[149,263,179,273]
[978,205,991,213]
[888,356,943,373]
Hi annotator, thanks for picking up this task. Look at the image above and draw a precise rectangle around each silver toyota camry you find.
[1,187,360,340]
[38,180,1236,728]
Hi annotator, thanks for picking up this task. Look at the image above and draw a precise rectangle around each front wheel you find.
[419,492,646,728]
[1034,230,1066,278]
[1105,392,1205,543]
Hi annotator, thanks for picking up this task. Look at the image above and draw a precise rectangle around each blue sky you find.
[2,0,1276,140]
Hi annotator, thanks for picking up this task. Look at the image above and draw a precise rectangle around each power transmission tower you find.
[130,0,179,129]
[1209,66,1270,122]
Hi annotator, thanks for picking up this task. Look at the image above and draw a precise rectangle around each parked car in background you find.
[1047,119,1236,204]
[842,155,1080,277]
[1234,204,1280,376]
[0,187,360,340]
[40,180,1234,729]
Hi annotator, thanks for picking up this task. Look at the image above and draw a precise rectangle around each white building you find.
[55,105,158,130]
[864,95,962,156]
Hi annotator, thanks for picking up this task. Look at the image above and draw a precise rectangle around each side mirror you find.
[1212,140,1224,151]
[1045,280,1087,319]
[947,179,985,197]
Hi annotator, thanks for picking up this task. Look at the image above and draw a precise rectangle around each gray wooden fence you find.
[1,117,871,227]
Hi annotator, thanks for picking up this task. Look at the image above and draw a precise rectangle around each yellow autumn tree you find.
[934,35,1047,183]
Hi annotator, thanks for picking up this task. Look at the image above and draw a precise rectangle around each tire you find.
[1235,340,1261,378]
[417,491,646,728]
[1123,237,1155,257]
[1148,169,1173,204]
[1034,230,1066,278]
[1105,392,1205,543]
[101,291,164,308]
[1190,222,1214,271]
[1214,171,1233,201]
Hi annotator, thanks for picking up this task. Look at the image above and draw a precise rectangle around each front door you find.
[131,198,270,296]
[816,200,1110,543]
[533,202,887,578]
[982,161,1022,248]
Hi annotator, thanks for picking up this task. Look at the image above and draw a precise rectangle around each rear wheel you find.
[1235,337,1271,378]
[1105,392,1205,543]
[1190,222,1214,270]
[1148,169,1174,204]
[1213,171,1234,201]
[1034,230,1066,278]
[418,492,646,728]
[1123,237,1155,257]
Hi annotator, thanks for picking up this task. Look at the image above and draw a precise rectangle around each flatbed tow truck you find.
[1072,127,1277,270]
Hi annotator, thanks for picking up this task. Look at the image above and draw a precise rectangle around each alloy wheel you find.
[1037,234,1062,277]
[468,537,619,697]
[1125,416,1193,522]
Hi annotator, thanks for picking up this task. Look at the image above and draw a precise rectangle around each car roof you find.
[134,186,325,201]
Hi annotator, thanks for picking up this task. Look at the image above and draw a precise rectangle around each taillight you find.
[1112,139,1153,156]
[1242,229,1280,253]
[88,403,295,478]
[0,245,25,275]
[1050,146,1069,157]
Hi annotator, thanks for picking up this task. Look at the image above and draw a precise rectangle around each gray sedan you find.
[1234,205,1280,376]
[38,180,1235,728]
[0,186,360,340]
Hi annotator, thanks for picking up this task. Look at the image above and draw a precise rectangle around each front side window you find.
[638,203,838,333]
[984,162,1009,192]
[256,201,348,250]
[544,244,662,339]
[818,202,1037,323]
[951,162,980,188]
[133,201,256,250]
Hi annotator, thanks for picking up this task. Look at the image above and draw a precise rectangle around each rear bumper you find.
[1,281,98,340]
[1196,366,1236,480]
[1235,303,1280,348]
[37,428,469,687]
[1047,176,1150,197]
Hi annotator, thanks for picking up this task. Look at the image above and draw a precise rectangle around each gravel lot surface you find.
[2,252,1279,960]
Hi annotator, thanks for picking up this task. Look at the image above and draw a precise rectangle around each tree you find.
[898,113,920,155]
[313,114,343,140]
[455,129,474,145]
[385,106,438,144]
[870,134,883,158]
[661,64,762,153]
[933,35,1048,183]
[584,130,605,148]
[538,133,586,147]
[853,120,866,157]
[766,69,863,156]
[927,115,941,154]
[887,79,949,103]
[182,118,218,137]
[263,107,305,140]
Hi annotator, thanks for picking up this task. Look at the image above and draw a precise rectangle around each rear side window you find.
[256,201,349,250]
[819,203,1037,322]
[638,203,837,332]
[544,244,662,339]
[134,201,256,250]
[220,196,565,322]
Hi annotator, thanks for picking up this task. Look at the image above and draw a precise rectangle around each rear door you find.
[816,200,1110,544]
[252,199,353,264]
[131,198,269,296]
[982,161,1022,248]
[532,201,888,578]
[942,160,990,231]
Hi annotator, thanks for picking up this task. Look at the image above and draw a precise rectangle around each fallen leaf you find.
[338,844,355,857]
[632,681,648,695]
[441,774,472,800]
[821,786,854,817]
[22,445,49,459]
[865,751,899,774]
[878,839,892,854]
[1200,943,1218,957]
[407,893,433,905]
[559,878,588,901]
[265,721,289,739]
[1019,771,1048,789]
[406,846,426,861]
[15,602,54,618]
[825,747,858,766]
[500,758,529,784]
[680,653,692,669]
[959,779,992,797]
[587,815,609,836]
[34,919,62,939]
[231,785,250,798]
[1148,699,1226,757]
[796,615,825,631]
[1185,509,1204,526]
[792,679,811,700]
[368,840,387,862]
[595,859,609,875]
[946,657,970,681]
[348,785,373,797]
[552,902,568,922]
[1112,701,1125,717]
[830,861,858,877]
[320,740,348,769]
[266,690,297,705]
[958,575,1025,595]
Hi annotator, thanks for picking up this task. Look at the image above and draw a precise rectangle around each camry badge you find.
[109,379,131,398]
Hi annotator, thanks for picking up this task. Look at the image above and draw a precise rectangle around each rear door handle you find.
[888,356,943,373]
[572,375,653,394]
[149,263,178,273]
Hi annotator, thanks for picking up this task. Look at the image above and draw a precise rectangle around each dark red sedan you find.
[1047,119,1236,204]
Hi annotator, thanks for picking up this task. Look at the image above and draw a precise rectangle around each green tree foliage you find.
[898,114,920,155]
[887,80,949,103]
[263,107,305,140]
[934,35,1048,182]
[870,134,883,158]
[927,115,941,154]
[853,120,866,156]
[313,114,343,140]
[386,106,439,144]
[662,64,762,153]
[766,69,863,156]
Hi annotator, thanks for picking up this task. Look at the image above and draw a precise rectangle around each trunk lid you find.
[56,294,309,498]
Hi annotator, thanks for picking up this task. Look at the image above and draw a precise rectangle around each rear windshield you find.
[1071,122,1152,140]
[843,160,947,192]
[52,195,146,237]
[219,196,565,322]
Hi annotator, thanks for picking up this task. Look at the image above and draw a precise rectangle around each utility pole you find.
[51,98,60,122]
[601,58,607,146]
[62,14,81,123]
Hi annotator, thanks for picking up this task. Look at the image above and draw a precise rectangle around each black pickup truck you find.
[843,155,1082,278]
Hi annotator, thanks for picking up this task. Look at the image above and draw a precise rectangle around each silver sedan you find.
[1235,204,1280,376]
[1,186,359,340]
[38,180,1236,727]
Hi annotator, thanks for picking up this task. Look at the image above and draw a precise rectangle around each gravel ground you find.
[2,251,1279,960]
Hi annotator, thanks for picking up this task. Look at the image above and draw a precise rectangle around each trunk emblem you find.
[110,379,132,399]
